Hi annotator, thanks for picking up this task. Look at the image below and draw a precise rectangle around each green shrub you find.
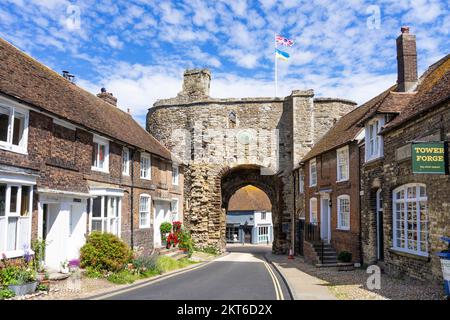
[195,245,219,256]
[160,222,172,239]
[132,254,159,275]
[0,266,36,286]
[84,266,103,279]
[37,284,49,291]
[178,228,194,257]
[0,288,15,299]
[80,232,133,272]
[338,251,352,263]
[107,270,139,284]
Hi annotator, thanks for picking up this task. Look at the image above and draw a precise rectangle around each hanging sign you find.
[412,142,448,174]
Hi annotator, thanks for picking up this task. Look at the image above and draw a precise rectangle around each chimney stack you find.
[97,88,118,106]
[179,69,211,99]
[396,26,418,92]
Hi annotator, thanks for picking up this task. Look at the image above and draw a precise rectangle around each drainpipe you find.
[130,149,135,250]
[292,169,297,255]
[357,145,363,265]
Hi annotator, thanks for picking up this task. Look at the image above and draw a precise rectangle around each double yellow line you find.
[263,261,284,300]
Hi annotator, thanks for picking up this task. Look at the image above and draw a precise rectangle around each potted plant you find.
[31,239,47,280]
[3,267,38,296]
[166,232,179,249]
[172,221,182,235]
[160,222,172,247]
[60,260,69,274]
[178,228,194,256]
[68,259,80,273]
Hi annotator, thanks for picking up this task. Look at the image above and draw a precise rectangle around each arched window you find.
[392,184,428,256]
[310,198,318,225]
[337,195,350,230]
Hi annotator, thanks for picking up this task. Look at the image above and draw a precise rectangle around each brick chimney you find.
[97,88,118,106]
[180,69,211,98]
[396,26,418,92]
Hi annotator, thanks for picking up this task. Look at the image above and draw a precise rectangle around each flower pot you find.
[8,281,38,296]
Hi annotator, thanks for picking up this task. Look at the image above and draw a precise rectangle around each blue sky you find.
[0,0,449,126]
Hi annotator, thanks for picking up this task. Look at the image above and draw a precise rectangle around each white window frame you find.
[170,198,179,221]
[392,183,428,257]
[88,195,121,236]
[0,100,29,155]
[337,194,350,230]
[336,145,349,182]
[139,194,151,228]
[172,165,179,186]
[140,152,151,180]
[365,116,385,162]
[0,182,34,258]
[122,147,130,176]
[309,197,318,225]
[257,225,269,243]
[299,170,304,193]
[91,135,109,173]
[309,158,317,187]
[261,211,266,220]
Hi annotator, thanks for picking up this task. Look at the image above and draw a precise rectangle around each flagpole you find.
[275,34,278,97]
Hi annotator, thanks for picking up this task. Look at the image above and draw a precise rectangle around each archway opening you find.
[219,165,281,252]
[225,185,273,244]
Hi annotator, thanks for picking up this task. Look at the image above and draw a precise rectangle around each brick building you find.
[0,38,184,270]
[294,100,369,264]
[359,27,450,282]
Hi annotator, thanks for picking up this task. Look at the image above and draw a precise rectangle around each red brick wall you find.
[303,142,361,263]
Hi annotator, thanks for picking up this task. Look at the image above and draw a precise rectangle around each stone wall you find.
[147,69,356,252]
[361,100,450,282]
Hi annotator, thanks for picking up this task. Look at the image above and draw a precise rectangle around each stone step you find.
[158,247,179,255]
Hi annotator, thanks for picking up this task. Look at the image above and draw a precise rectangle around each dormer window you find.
[365,116,385,162]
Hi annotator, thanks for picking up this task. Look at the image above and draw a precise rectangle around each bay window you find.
[309,158,317,187]
[0,101,29,154]
[92,136,109,172]
[0,183,33,256]
[89,196,121,236]
[140,153,151,179]
[337,195,350,230]
[393,184,428,256]
[139,195,151,228]
[336,146,349,181]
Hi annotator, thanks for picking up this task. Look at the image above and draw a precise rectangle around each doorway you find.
[320,197,331,243]
[42,201,87,270]
[154,200,171,248]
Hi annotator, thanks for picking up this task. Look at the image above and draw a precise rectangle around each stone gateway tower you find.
[147,69,356,253]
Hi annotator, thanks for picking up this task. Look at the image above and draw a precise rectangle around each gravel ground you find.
[294,260,446,300]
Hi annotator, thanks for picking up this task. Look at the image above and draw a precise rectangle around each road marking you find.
[263,261,284,300]
[90,259,217,300]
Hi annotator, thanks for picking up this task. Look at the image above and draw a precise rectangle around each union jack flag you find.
[275,35,294,47]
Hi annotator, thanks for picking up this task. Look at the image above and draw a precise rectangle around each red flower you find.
[166,232,179,246]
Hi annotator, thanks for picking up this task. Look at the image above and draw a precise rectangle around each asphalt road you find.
[94,245,291,300]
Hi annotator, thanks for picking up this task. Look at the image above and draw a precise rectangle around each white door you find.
[321,198,331,243]
[67,203,87,261]
[154,201,170,248]
[44,202,87,270]
[45,203,68,270]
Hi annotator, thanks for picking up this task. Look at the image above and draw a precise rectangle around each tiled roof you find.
[383,54,450,133]
[0,38,173,160]
[228,185,272,211]
[301,88,392,162]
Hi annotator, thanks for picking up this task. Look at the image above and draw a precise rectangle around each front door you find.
[154,201,170,248]
[43,202,87,270]
[321,198,331,243]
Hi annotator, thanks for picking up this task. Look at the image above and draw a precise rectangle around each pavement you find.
[91,244,291,300]
[264,252,337,300]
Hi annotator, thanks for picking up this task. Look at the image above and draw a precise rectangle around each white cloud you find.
[106,35,123,49]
